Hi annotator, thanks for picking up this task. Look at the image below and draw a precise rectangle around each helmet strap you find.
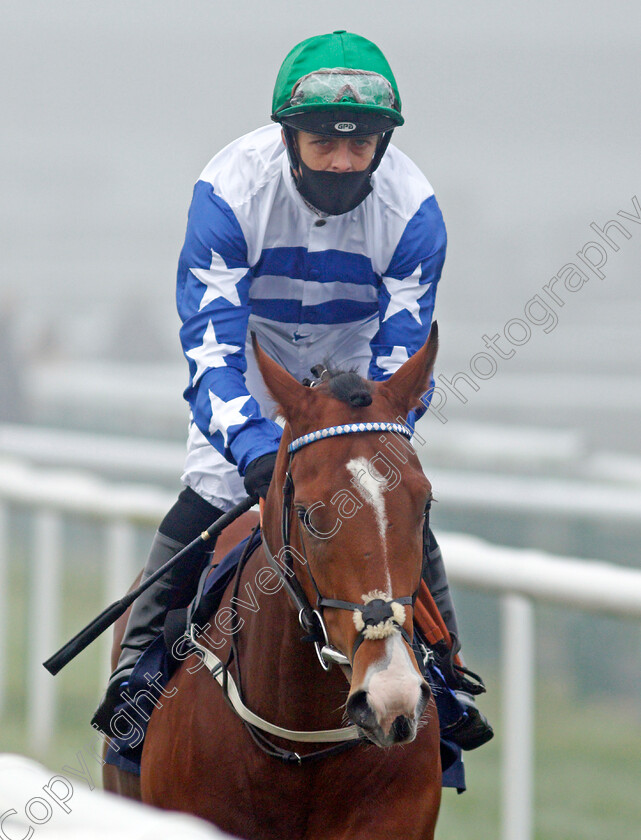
[282,124,301,176]
[369,129,394,173]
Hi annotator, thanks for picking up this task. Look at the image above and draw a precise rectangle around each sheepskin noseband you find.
[352,590,407,641]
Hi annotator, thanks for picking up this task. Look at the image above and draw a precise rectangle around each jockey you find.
[93,30,493,749]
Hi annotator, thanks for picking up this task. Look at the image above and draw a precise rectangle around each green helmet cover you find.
[272,30,403,131]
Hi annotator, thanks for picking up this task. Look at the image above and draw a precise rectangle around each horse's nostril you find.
[346,689,374,729]
[410,681,431,719]
[391,715,412,741]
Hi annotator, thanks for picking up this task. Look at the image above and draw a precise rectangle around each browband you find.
[288,421,412,454]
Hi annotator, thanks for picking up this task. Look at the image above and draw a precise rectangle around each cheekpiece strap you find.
[288,421,412,454]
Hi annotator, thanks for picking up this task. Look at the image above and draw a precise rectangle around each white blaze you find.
[364,634,423,736]
[346,456,390,590]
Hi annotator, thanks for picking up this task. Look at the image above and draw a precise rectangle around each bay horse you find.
[108,324,442,839]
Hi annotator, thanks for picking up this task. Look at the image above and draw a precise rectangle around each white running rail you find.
[3,423,641,522]
[1,457,640,840]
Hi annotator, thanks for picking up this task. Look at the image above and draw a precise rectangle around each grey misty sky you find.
[1,0,640,386]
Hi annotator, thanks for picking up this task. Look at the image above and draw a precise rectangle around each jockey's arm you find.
[177,180,282,475]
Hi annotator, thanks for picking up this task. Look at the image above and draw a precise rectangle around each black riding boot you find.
[92,487,223,734]
[424,529,494,750]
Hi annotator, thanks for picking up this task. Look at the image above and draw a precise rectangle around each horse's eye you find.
[424,495,434,515]
[296,506,314,536]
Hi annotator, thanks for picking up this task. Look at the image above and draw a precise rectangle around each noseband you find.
[262,421,420,671]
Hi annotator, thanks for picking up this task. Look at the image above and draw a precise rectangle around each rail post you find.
[28,509,63,754]
[102,518,137,678]
[0,504,7,714]
[501,594,535,840]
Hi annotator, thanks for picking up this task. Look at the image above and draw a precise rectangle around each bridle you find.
[262,420,423,671]
[188,419,429,763]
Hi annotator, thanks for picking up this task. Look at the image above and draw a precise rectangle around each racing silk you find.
[177,124,447,475]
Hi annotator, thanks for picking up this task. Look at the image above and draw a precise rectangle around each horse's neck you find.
[229,544,349,732]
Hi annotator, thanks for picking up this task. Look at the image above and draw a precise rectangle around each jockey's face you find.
[296,131,379,173]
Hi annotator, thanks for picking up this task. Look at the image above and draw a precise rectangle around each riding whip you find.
[42,494,258,675]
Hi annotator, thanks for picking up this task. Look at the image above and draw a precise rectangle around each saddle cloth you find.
[104,532,466,792]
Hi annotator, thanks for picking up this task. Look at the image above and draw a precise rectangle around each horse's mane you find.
[311,364,373,408]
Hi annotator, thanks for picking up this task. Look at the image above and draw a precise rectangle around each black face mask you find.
[295,161,373,215]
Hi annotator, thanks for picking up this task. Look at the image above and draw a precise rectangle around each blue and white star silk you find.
[185,320,242,385]
[177,124,446,474]
[208,393,251,448]
[382,272,432,325]
[192,250,247,310]
[376,346,410,375]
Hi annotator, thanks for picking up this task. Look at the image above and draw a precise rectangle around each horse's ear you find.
[380,322,439,416]
[252,332,311,422]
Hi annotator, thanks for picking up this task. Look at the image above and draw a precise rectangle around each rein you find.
[189,524,361,765]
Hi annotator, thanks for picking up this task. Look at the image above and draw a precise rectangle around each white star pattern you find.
[208,392,251,448]
[376,346,410,374]
[381,265,431,325]
[185,320,241,385]
[192,250,246,311]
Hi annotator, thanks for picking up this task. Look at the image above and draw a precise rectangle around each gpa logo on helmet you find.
[334,122,356,132]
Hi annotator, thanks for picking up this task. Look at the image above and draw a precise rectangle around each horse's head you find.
[253,324,438,747]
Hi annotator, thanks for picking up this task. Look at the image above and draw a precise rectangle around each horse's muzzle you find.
[345,631,431,747]
[346,681,430,746]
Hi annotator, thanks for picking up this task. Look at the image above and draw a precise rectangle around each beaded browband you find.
[288,421,412,454]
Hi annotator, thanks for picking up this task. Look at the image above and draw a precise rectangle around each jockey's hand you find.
[243,451,278,500]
